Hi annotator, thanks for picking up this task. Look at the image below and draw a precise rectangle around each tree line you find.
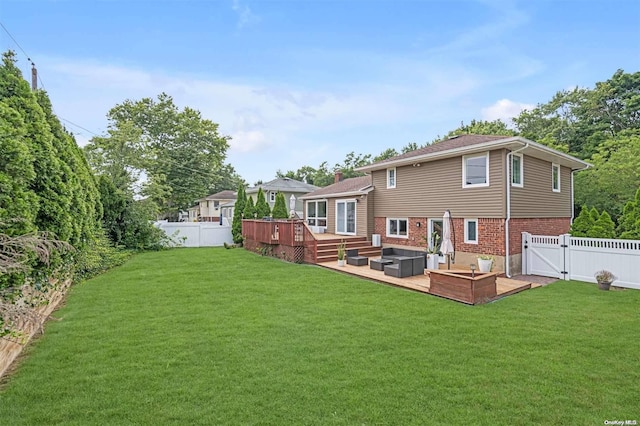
[278,70,640,235]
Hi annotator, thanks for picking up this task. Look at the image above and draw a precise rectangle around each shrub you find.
[272,192,289,219]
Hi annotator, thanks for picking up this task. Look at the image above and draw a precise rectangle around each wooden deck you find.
[317,261,538,303]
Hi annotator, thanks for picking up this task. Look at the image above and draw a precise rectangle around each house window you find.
[463,153,489,188]
[552,163,560,192]
[387,218,408,238]
[214,201,220,209]
[306,200,327,227]
[387,167,396,189]
[464,219,478,244]
[511,153,523,187]
[269,192,276,202]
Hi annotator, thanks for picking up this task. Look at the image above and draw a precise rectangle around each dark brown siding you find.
[511,156,572,218]
[372,150,506,218]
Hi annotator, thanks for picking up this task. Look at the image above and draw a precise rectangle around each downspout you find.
[505,143,529,278]
[570,164,591,224]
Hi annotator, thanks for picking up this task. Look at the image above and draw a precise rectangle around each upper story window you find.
[269,192,276,202]
[213,201,220,209]
[511,153,523,187]
[463,152,489,188]
[552,163,560,192]
[387,167,396,189]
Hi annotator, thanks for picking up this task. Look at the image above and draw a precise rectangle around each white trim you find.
[269,191,276,202]
[552,163,561,192]
[511,153,524,187]
[387,167,396,189]
[386,218,408,239]
[300,186,373,200]
[305,199,328,228]
[428,218,446,263]
[355,136,591,173]
[464,219,478,244]
[462,152,490,188]
[335,199,357,235]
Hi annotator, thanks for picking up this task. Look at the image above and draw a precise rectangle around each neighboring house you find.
[195,190,237,222]
[220,200,235,226]
[187,205,200,222]
[303,135,590,276]
[300,173,373,234]
[246,177,319,218]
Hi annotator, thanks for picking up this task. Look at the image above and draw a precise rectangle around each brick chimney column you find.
[334,171,343,183]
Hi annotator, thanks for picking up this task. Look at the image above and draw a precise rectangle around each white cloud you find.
[481,99,535,122]
[230,130,270,152]
[231,0,260,29]
[39,40,544,184]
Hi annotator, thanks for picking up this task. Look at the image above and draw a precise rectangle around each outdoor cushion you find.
[346,248,368,266]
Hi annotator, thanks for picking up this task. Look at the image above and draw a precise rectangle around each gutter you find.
[299,186,374,200]
[356,136,590,173]
[505,143,529,278]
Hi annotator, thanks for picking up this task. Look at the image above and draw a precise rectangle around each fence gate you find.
[521,233,568,279]
[522,232,640,289]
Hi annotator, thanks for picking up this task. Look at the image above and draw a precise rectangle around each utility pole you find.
[30,60,37,90]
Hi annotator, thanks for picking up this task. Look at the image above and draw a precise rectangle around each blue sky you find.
[1,0,639,185]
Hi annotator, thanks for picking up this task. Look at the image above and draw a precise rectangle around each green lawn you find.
[1,248,638,425]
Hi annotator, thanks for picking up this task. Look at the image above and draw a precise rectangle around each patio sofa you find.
[380,247,426,278]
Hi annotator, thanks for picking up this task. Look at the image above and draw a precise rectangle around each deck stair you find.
[316,237,381,263]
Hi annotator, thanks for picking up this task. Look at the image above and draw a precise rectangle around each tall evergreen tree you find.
[570,206,595,237]
[255,188,271,218]
[590,211,616,238]
[232,184,246,244]
[243,197,256,219]
[618,188,640,239]
[272,192,289,219]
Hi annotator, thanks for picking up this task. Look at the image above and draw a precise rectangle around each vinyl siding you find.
[372,150,506,218]
[510,156,572,217]
[327,196,369,236]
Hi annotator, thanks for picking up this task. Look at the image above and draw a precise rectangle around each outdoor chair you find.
[384,257,414,278]
[346,249,368,266]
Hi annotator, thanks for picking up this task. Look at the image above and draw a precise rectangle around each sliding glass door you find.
[336,200,356,235]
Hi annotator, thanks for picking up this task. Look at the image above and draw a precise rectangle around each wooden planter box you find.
[429,270,497,304]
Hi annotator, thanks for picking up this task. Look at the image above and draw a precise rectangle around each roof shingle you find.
[302,175,372,199]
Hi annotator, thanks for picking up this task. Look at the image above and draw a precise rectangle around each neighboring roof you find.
[301,175,373,200]
[356,134,591,172]
[220,200,235,208]
[246,177,319,194]
[203,190,237,201]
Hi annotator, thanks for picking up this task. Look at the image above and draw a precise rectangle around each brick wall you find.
[508,217,571,255]
[375,216,570,257]
[374,217,427,249]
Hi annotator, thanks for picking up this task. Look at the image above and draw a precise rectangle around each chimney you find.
[334,171,343,184]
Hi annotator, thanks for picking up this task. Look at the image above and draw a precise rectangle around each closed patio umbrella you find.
[289,194,297,218]
[441,210,455,268]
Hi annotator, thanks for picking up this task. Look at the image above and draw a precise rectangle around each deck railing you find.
[241,219,303,245]
[242,219,318,263]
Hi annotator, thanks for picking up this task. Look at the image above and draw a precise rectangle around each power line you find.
[59,117,101,137]
[0,21,31,61]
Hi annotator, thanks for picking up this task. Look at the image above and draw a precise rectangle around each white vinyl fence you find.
[154,221,233,247]
[522,232,640,289]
